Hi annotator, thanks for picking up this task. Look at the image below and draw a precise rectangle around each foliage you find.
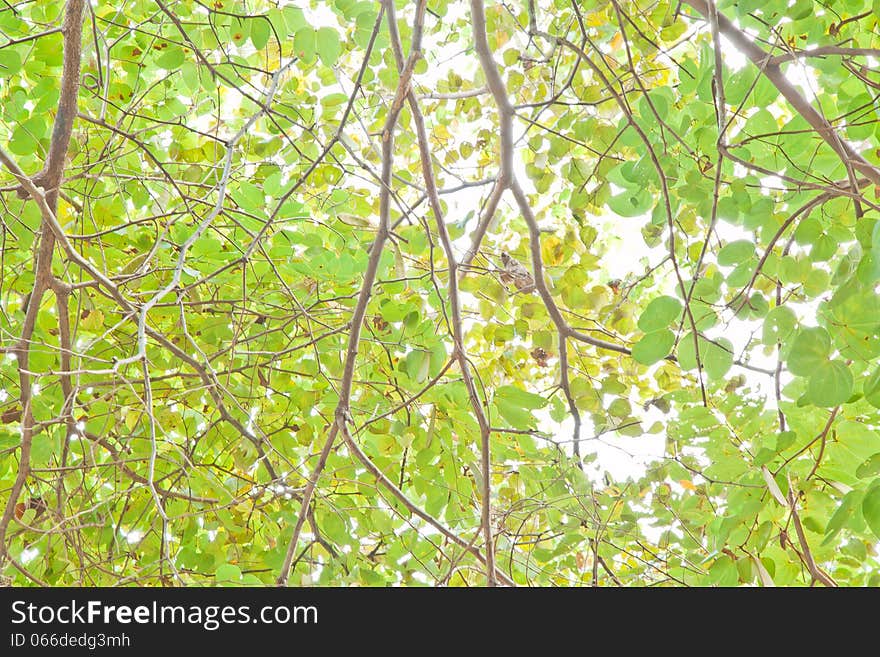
[1,0,879,587]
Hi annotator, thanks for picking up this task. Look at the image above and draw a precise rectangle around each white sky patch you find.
[783,62,819,102]
[20,547,40,564]
[123,529,144,544]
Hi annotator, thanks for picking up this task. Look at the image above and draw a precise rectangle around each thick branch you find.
[393,1,499,585]
[0,0,86,568]
[15,0,85,203]
[277,0,416,586]
[683,0,880,188]
[470,0,514,183]
[769,46,880,66]
[787,488,837,587]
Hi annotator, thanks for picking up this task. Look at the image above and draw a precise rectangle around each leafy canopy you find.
[1,0,879,587]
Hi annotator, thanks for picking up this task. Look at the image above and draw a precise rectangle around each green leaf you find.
[823,491,861,545]
[807,360,853,408]
[30,434,59,468]
[607,188,653,217]
[402,349,430,383]
[708,556,738,586]
[316,27,342,66]
[637,296,682,332]
[251,19,271,50]
[632,329,675,365]
[676,331,700,371]
[864,367,880,409]
[293,28,316,62]
[762,305,796,345]
[215,563,242,585]
[794,215,822,245]
[717,240,755,266]
[319,511,348,543]
[856,453,880,479]
[283,6,307,31]
[0,49,22,75]
[787,327,830,376]
[156,46,186,70]
[862,485,880,539]
[789,0,813,19]
[703,337,734,380]
[9,124,39,157]
[677,333,733,379]
[180,61,200,94]
[495,385,547,430]
[495,385,547,411]
[746,109,777,135]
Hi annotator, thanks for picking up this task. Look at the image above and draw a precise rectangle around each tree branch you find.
[0,0,86,569]
[277,0,417,586]
[392,0,499,585]
[683,0,880,188]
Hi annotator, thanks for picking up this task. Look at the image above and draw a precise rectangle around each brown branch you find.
[787,487,837,587]
[277,0,414,586]
[81,432,217,504]
[769,46,880,66]
[0,0,86,569]
[391,0,498,585]
[0,26,63,49]
[558,332,582,462]
[337,421,515,586]
[470,0,515,185]
[52,281,75,525]
[14,1,85,204]
[682,0,880,188]
[459,178,504,275]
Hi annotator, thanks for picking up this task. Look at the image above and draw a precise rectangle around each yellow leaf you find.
[124,409,139,431]
[80,309,104,332]
[540,235,564,266]
[57,199,74,225]
[586,11,607,27]
[433,123,451,145]
[679,479,697,491]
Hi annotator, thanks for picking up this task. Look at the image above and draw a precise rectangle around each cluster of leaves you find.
[0,0,879,586]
